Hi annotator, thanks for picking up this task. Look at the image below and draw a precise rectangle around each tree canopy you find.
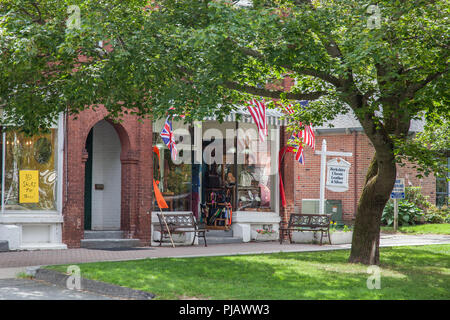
[1,0,448,264]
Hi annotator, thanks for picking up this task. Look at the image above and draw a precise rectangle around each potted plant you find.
[329,222,353,244]
[291,228,316,243]
[254,228,278,241]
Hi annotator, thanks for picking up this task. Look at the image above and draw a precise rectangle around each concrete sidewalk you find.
[0,233,449,273]
[0,279,113,300]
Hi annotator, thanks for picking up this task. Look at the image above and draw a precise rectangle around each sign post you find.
[390,178,405,232]
[315,140,352,214]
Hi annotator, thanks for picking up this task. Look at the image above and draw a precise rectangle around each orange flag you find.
[153,179,168,209]
[153,146,160,160]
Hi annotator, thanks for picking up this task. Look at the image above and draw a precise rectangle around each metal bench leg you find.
[191,232,197,246]
[320,232,323,246]
[203,231,207,247]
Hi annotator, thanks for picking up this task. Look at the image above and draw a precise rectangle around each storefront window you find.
[152,119,192,211]
[236,123,277,211]
[3,129,58,211]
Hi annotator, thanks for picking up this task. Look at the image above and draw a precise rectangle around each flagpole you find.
[160,208,175,248]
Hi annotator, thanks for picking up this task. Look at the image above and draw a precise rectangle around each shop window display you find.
[237,123,276,211]
[2,129,58,211]
[152,119,192,211]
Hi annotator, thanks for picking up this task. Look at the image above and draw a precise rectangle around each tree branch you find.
[404,66,448,98]
[231,40,342,87]
[223,81,327,100]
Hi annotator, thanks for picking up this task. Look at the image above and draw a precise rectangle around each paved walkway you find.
[0,279,112,300]
[0,234,449,272]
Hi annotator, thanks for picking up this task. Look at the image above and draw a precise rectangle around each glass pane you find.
[237,123,276,211]
[4,129,58,211]
[436,179,447,193]
[152,119,192,211]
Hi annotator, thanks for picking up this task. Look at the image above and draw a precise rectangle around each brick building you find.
[281,113,437,227]
[0,105,444,250]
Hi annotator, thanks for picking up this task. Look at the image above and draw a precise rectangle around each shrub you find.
[381,200,423,226]
[423,205,450,224]
[405,187,432,211]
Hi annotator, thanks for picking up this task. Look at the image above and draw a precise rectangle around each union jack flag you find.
[295,144,304,164]
[160,116,177,161]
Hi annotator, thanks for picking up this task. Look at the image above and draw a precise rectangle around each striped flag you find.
[298,122,315,150]
[246,99,267,142]
[160,116,177,161]
[295,144,304,164]
[282,100,315,164]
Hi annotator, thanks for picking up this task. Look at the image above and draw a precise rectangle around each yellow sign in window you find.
[19,170,39,203]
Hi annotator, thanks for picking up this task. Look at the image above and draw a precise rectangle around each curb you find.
[33,268,155,300]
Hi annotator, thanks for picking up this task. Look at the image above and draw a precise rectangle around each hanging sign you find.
[19,170,39,203]
[326,158,351,192]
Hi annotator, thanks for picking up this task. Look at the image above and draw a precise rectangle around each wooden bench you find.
[156,213,208,247]
[279,214,332,245]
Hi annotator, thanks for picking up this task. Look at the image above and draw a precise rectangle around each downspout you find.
[64,109,68,208]
[353,130,358,220]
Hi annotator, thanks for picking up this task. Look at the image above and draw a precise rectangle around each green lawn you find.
[46,245,450,300]
[381,223,450,235]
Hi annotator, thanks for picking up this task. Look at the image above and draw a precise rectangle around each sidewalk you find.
[0,279,112,300]
[0,233,449,271]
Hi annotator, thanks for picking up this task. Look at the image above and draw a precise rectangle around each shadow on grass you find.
[49,246,449,300]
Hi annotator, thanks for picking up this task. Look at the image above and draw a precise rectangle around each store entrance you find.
[200,137,236,230]
[84,120,122,231]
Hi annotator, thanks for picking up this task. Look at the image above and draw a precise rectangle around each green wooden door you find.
[84,129,93,230]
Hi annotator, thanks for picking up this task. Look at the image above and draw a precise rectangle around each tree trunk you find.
[348,150,397,265]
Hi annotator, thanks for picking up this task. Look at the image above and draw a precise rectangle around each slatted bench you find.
[279,213,332,245]
[156,213,208,247]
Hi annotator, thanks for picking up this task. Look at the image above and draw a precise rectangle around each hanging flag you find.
[246,99,267,142]
[298,122,315,150]
[168,106,186,119]
[280,100,315,164]
[153,179,168,209]
[160,116,177,161]
[295,144,304,164]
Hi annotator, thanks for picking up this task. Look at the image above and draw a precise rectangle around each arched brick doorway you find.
[84,120,123,231]
[62,107,153,248]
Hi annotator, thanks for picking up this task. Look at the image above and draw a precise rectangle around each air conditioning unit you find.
[301,199,321,214]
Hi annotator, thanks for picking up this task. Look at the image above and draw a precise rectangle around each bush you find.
[423,205,450,224]
[381,200,423,226]
[405,187,432,211]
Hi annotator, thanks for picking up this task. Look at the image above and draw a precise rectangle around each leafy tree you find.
[1,0,448,264]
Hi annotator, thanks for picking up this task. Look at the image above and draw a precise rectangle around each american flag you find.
[160,116,177,161]
[168,106,186,119]
[246,99,267,142]
[283,101,315,164]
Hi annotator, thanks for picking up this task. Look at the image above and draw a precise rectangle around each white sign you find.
[390,178,405,199]
[326,158,351,192]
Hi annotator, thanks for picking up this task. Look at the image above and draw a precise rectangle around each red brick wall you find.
[62,106,153,248]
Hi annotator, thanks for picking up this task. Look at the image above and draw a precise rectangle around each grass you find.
[381,223,450,235]
[45,244,450,300]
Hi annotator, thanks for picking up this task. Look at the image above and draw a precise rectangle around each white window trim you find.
[1,113,64,215]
